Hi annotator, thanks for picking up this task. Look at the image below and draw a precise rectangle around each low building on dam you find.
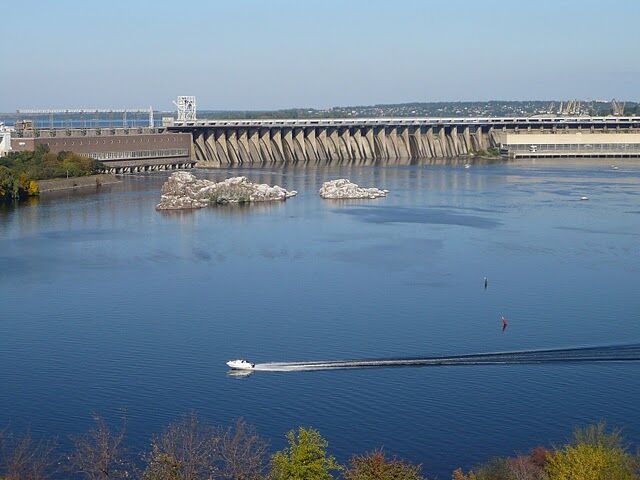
[500,132,640,158]
[10,125,195,173]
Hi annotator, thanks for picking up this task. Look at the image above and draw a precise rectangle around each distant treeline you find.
[196,100,640,120]
[0,417,637,480]
[0,146,103,201]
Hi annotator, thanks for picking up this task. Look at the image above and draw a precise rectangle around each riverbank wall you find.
[37,174,120,193]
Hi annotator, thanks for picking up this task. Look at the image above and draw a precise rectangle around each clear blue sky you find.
[2,0,638,111]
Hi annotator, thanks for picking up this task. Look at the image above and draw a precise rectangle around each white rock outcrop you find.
[156,172,297,210]
[319,179,388,199]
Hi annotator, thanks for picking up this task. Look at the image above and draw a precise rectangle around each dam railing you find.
[170,116,640,129]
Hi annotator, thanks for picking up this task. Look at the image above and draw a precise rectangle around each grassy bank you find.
[0,145,103,202]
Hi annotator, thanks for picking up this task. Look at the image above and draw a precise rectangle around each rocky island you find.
[156,172,297,210]
[319,179,388,199]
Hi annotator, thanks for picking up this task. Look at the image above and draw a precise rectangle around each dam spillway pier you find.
[168,116,640,166]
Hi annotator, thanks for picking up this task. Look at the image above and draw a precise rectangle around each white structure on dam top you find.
[173,96,197,122]
[0,123,12,156]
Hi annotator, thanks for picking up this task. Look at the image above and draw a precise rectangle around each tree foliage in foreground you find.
[142,414,268,480]
[344,449,426,480]
[453,447,550,480]
[269,427,342,480]
[1,418,640,480]
[0,428,57,480]
[546,444,636,480]
[0,145,102,200]
[216,418,268,480]
[546,423,638,480]
[142,413,219,480]
[67,414,130,480]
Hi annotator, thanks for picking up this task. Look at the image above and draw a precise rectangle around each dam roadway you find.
[167,116,640,165]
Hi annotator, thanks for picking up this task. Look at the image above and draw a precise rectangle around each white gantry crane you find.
[173,96,197,122]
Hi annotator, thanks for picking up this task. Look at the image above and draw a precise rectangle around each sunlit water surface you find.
[1,160,639,477]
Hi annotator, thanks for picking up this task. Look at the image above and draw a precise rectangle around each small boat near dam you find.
[226,359,255,370]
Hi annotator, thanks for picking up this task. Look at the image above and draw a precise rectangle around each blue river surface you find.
[1,159,639,478]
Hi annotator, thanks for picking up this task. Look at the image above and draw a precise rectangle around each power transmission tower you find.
[173,96,197,121]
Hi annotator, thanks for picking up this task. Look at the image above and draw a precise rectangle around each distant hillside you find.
[197,100,640,120]
[2,100,638,126]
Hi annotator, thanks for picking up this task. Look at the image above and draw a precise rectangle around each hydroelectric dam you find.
[167,116,640,165]
[6,107,640,171]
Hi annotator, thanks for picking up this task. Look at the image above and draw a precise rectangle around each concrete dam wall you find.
[190,125,503,165]
[169,117,640,165]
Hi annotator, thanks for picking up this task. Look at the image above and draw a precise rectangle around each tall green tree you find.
[269,427,341,480]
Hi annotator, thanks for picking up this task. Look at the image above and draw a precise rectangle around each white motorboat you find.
[580,196,589,201]
[226,359,255,370]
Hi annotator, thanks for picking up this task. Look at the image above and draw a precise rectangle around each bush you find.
[345,450,426,480]
[142,414,268,480]
[545,423,637,480]
[142,413,218,480]
[270,427,342,480]
[546,443,636,480]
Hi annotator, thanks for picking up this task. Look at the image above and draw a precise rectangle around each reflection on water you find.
[336,206,502,228]
[1,159,640,477]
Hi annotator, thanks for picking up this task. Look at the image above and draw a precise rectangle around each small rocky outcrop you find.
[156,172,297,210]
[319,179,388,199]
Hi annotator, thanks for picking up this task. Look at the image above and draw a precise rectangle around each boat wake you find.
[251,344,640,372]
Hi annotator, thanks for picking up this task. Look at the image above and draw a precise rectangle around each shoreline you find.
[37,174,120,193]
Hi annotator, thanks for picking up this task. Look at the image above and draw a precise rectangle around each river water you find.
[1,160,639,477]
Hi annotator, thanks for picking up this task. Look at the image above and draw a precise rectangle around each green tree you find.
[0,149,102,203]
[269,427,342,480]
[545,423,637,480]
[0,166,15,200]
[546,444,636,480]
[345,450,426,480]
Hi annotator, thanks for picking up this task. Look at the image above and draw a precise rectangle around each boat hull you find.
[226,359,255,370]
